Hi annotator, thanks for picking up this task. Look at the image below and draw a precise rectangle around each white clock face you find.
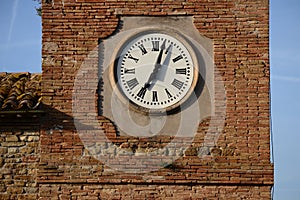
[114,31,197,112]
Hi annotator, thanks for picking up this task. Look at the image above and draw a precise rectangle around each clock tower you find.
[40,0,273,199]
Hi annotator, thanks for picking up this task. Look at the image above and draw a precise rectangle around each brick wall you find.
[41,0,273,199]
[39,184,271,200]
[0,117,40,200]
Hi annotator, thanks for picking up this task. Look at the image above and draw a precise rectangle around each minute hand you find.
[157,44,172,82]
[155,40,165,65]
[144,40,166,89]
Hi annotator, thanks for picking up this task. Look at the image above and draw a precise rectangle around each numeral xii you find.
[152,41,159,51]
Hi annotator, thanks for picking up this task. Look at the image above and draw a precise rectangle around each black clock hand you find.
[157,44,172,82]
[155,39,165,65]
[144,40,166,89]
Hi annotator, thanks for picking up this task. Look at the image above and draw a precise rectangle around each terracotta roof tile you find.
[0,72,42,111]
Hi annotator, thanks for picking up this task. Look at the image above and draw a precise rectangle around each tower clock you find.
[40,1,273,199]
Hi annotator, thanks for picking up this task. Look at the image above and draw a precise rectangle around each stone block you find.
[0,194,11,200]
[19,136,27,141]
[8,147,18,154]
[5,135,19,142]
[19,147,34,154]
[28,136,39,142]
[6,186,24,194]
[0,147,7,154]
[17,194,38,200]
[0,183,6,192]
[1,142,25,147]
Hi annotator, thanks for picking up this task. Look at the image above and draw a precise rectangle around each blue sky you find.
[271,0,300,199]
[0,0,41,72]
[1,0,300,199]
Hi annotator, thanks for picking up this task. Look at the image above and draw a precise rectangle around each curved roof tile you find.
[0,72,42,111]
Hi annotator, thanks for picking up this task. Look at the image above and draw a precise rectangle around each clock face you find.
[113,31,198,113]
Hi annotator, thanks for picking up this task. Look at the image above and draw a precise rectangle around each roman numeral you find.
[137,87,147,99]
[176,68,187,75]
[152,91,158,102]
[138,44,148,55]
[165,88,173,98]
[128,54,139,63]
[152,41,159,51]
[124,68,135,74]
[172,55,183,63]
[126,78,139,90]
[171,79,184,90]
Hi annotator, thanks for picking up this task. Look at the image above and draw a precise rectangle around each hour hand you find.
[144,64,161,90]
[144,82,151,89]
